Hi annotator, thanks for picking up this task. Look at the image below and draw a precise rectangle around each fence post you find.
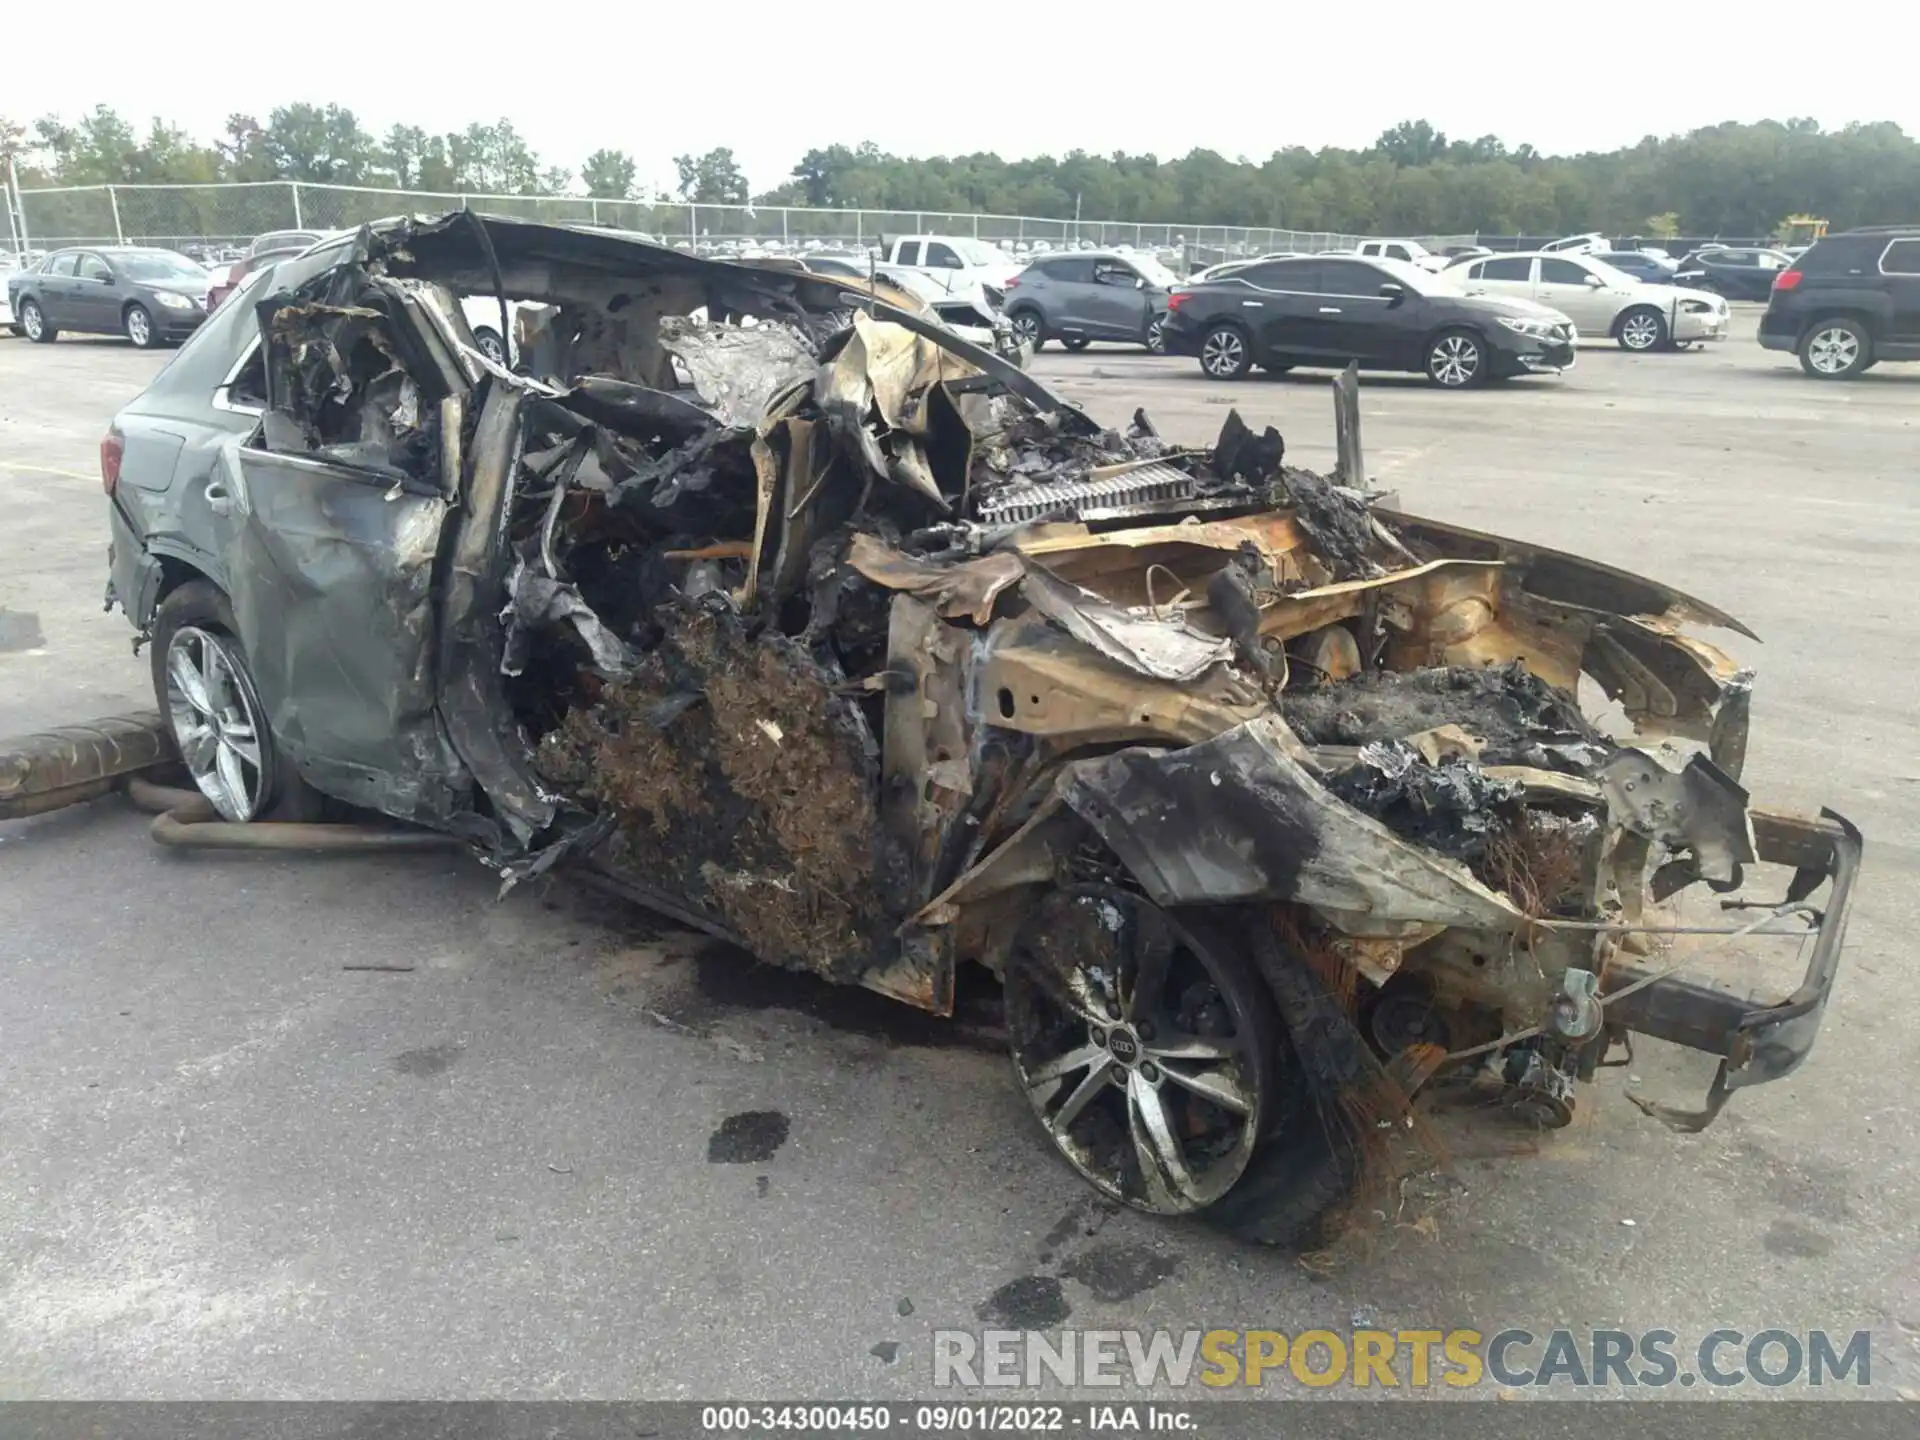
[591,197,600,225]
[291,181,303,230]
[107,186,124,244]
[689,203,698,242]
[855,210,864,246]
[782,208,789,243]
[3,155,27,259]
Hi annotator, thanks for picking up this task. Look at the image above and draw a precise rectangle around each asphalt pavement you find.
[1,317,1916,1401]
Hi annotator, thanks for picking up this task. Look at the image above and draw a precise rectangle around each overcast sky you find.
[13,7,1912,195]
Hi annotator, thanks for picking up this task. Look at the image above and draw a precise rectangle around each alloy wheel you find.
[164,625,269,822]
[1006,887,1268,1215]
[1146,315,1167,354]
[1010,311,1041,346]
[22,301,44,341]
[474,330,507,364]
[1201,328,1245,377]
[1620,312,1662,350]
[1807,326,1860,375]
[1429,333,1481,386]
[126,307,151,347]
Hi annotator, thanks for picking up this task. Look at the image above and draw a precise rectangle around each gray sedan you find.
[6,246,213,348]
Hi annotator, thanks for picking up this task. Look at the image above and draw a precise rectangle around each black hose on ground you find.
[127,777,461,854]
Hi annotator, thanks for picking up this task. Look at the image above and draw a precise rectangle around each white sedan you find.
[1444,251,1729,351]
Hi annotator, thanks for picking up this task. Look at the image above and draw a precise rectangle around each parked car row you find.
[11,223,1919,387]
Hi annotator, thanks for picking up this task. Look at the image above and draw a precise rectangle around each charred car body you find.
[103,215,1860,1241]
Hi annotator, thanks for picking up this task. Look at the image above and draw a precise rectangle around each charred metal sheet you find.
[435,384,559,845]
[657,316,818,430]
[1060,716,1526,929]
[1020,561,1232,684]
[1596,748,1757,886]
[844,533,1024,625]
[861,298,1100,435]
[501,559,636,681]
[1381,508,1758,641]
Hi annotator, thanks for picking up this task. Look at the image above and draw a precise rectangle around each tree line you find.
[6,107,1918,237]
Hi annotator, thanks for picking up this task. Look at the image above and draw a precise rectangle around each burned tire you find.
[149,580,314,822]
[1006,887,1278,1217]
[1202,921,1363,1247]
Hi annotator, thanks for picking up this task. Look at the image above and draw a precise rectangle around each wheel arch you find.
[1421,318,1489,351]
[1797,308,1881,345]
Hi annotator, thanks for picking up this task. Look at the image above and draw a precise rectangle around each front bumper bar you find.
[1600,806,1862,1131]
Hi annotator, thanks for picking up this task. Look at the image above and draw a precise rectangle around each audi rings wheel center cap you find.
[1104,1027,1142,1066]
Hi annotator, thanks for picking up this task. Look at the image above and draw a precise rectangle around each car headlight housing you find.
[1497,314,1557,339]
[154,291,196,310]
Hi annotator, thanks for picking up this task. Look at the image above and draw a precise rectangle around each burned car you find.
[101,215,1860,1242]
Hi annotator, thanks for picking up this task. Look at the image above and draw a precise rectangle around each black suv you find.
[1758,226,1920,379]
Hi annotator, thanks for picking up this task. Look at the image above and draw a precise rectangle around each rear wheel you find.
[150,581,312,822]
[21,298,56,343]
[1798,318,1873,379]
[472,326,507,364]
[1199,323,1251,380]
[1425,328,1487,388]
[1145,314,1167,354]
[1616,306,1667,352]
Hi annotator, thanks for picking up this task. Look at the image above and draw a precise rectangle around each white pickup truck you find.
[877,235,1024,295]
[1353,238,1451,273]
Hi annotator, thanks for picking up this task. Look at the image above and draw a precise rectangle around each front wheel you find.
[1007,309,1045,352]
[1616,306,1667,352]
[1006,887,1277,1216]
[21,298,57,343]
[124,303,160,349]
[472,326,507,365]
[1425,328,1487,388]
[1199,323,1252,379]
[1799,318,1873,379]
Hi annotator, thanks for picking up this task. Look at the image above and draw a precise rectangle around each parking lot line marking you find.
[0,458,97,482]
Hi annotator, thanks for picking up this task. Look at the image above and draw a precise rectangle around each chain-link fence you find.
[9,180,1475,272]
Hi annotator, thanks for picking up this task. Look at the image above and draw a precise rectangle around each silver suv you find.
[1002,250,1177,353]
